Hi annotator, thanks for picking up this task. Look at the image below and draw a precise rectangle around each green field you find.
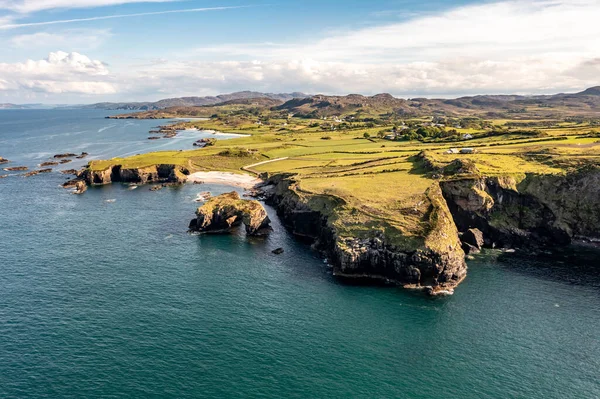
[90,107,600,246]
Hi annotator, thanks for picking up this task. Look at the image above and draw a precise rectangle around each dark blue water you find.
[1,110,599,398]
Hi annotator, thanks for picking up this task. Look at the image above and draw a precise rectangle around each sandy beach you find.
[187,171,262,188]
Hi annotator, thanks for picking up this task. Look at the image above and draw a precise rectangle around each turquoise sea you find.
[0,110,599,398]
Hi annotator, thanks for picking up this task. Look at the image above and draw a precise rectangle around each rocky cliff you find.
[266,175,467,295]
[83,164,189,186]
[189,191,271,236]
[440,165,600,249]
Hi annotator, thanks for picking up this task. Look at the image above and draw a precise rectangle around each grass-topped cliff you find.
[86,92,600,293]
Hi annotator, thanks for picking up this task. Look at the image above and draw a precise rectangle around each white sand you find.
[187,171,261,189]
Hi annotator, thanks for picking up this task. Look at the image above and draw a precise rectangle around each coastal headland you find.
[75,89,600,295]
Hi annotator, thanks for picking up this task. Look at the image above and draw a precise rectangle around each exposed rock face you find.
[440,166,600,249]
[189,191,271,236]
[73,181,87,195]
[266,175,467,295]
[82,164,189,186]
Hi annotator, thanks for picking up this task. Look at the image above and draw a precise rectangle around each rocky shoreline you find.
[71,161,600,295]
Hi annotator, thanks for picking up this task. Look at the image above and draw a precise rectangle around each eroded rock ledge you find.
[189,191,271,236]
[82,164,190,186]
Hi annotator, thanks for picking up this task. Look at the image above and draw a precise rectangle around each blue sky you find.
[0,0,599,103]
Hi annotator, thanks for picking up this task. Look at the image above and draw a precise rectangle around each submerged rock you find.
[189,191,271,236]
[272,247,285,255]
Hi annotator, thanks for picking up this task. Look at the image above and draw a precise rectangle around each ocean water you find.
[0,110,599,398]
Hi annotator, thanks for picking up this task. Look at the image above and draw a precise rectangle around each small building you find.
[460,148,475,154]
[446,148,459,154]
[462,134,473,140]
[385,134,396,140]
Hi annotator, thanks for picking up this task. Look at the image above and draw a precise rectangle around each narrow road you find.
[242,157,289,174]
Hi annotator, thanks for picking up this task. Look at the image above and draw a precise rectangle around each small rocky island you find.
[189,192,271,236]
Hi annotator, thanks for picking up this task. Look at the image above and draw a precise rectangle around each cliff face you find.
[189,192,271,236]
[83,164,189,186]
[267,175,467,295]
[440,166,600,248]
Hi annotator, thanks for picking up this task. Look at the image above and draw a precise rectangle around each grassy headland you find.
[89,92,600,250]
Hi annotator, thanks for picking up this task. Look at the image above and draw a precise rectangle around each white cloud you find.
[0,0,181,13]
[123,0,600,97]
[9,29,112,49]
[0,51,116,94]
[193,0,600,63]
[122,56,591,97]
[3,0,600,102]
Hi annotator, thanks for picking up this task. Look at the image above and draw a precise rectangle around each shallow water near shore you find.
[1,110,599,398]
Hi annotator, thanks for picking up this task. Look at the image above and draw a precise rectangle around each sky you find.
[0,0,599,104]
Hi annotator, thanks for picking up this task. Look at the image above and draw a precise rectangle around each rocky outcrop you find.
[0,157,9,165]
[24,169,52,177]
[189,191,271,236]
[266,175,467,295]
[53,153,77,159]
[440,165,600,249]
[82,164,190,186]
[193,138,216,147]
[4,166,27,171]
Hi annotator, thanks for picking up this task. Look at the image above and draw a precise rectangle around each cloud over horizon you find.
[0,51,116,96]
[1,0,600,102]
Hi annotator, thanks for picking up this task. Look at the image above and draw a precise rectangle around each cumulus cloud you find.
[0,51,116,94]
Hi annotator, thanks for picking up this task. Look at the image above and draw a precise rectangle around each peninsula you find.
[77,88,600,295]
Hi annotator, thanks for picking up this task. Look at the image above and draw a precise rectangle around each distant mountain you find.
[0,103,74,110]
[275,86,600,118]
[0,103,29,109]
[577,86,600,96]
[86,91,309,110]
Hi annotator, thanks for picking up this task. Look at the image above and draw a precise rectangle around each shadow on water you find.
[496,245,600,289]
